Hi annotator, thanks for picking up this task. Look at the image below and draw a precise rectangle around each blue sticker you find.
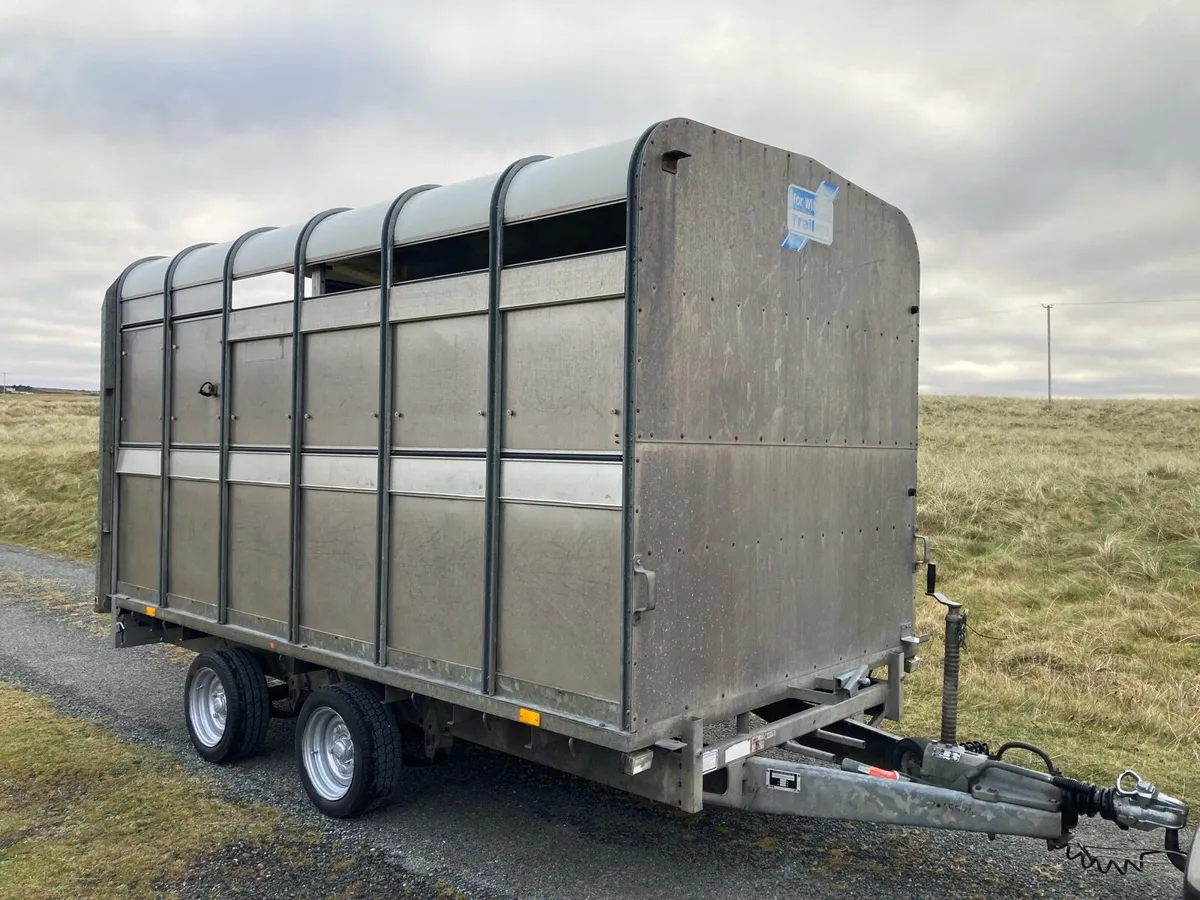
[781,180,839,252]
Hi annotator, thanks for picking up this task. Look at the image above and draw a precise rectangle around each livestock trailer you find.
[97,118,1197,894]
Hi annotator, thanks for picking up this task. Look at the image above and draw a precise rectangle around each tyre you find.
[295,682,402,818]
[184,648,272,763]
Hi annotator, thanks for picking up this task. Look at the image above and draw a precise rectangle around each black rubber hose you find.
[995,741,1059,776]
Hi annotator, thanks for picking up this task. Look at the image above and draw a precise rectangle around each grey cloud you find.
[0,1,1196,394]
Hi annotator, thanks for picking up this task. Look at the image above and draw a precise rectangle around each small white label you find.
[767,769,800,792]
[701,749,718,774]
[725,739,752,763]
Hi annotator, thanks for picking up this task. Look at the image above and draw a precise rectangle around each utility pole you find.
[1041,305,1053,403]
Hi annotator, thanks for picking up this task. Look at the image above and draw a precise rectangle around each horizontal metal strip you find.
[120,449,622,506]
[499,250,626,310]
[170,449,219,481]
[116,447,161,477]
[392,455,484,498]
[500,458,622,508]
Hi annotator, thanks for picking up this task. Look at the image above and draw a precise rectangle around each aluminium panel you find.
[499,251,625,311]
[116,475,161,594]
[630,443,916,727]
[387,495,485,669]
[119,326,163,444]
[503,298,625,453]
[630,121,918,450]
[229,303,291,341]
[231,336,292,446]
[389,273,488,322]
[227,483,290,627]
[393,315,487,449]
[629,119,919,730]
[172,282,223,318]
[300,288,378,334]
[170,316,222,446]
[122,293,162,326]
[167,479,218,610]
[299,489,376,644]
[496,503,623,708]
[302,326,379,449]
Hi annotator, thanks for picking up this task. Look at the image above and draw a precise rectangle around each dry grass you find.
[0,393,1197,800]
[906,396,1200,801]
[0,681,278,899]
[0,394,98,560]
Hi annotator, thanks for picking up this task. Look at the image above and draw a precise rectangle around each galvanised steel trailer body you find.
[97,118,1197,894]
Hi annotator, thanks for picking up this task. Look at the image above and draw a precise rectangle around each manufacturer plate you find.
[767,769,800,792]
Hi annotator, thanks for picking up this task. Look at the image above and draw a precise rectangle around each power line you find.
[924,297,1200,324]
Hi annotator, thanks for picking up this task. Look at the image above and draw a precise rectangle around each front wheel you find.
[295,683,402,818]
[184,648,271,763]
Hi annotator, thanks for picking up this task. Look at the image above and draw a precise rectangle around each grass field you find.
[0,681,278,899]
[0,392,1197,802]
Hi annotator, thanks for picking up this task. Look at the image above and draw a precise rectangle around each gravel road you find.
[0,543,1188,900]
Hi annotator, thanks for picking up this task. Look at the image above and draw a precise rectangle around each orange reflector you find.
[866,766,899,780]
[268,641,276,649]
[144,606,156,617]
[518,708,541,727]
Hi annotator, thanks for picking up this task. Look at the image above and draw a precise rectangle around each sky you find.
[1,0,1197,396]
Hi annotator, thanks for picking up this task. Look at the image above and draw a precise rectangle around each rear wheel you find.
[295,683,401,818]
[184,648,271,763]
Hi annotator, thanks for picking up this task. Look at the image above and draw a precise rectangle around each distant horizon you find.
[3,384,1197,403]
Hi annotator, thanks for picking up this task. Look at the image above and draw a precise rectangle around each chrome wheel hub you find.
[188,667,227,748]
[302,707,354,801]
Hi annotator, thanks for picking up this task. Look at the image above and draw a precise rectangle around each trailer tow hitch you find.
[915,563,1197,891]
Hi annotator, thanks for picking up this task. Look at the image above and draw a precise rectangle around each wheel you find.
[184,648,272,763]
[295,682,402,818]
[893,736,930,779]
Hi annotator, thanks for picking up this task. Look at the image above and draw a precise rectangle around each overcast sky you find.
[1,0,1197,396]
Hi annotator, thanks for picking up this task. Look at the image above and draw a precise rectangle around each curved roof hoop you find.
[215,226,278,626]
[481,154,551,696]
[372,184,441,667]
[158,242,216,608]
[286,208,350,645]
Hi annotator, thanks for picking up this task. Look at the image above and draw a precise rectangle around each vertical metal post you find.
[373,185,439,668]
[286,209,348,645]
[680,716,704,814]
[216,228,277,626]
[619,123,662,729]
[481,155,549,696]
[1042,303,1053,403]
[158,244,214,608]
